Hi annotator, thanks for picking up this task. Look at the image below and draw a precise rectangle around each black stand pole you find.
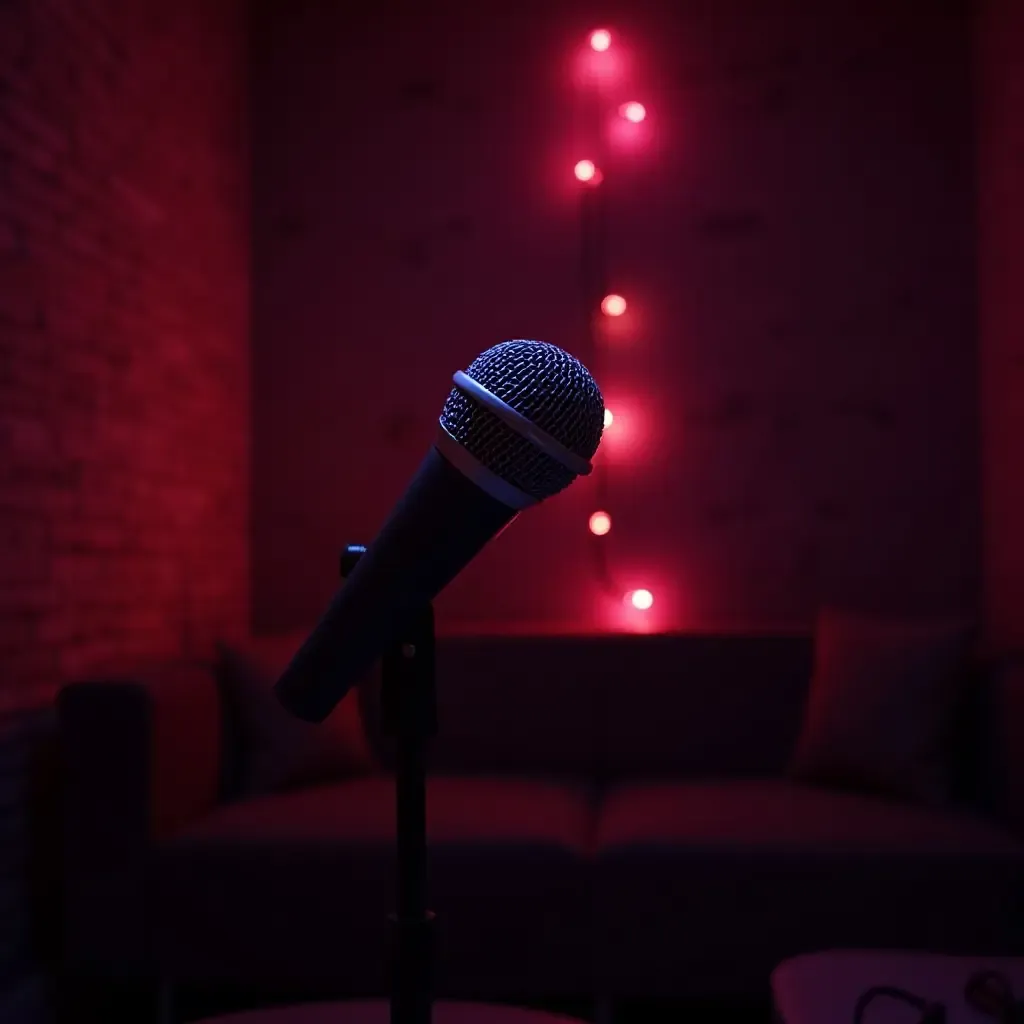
[340,546,437,1024]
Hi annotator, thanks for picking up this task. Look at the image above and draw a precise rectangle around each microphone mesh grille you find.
[439,340,605,501]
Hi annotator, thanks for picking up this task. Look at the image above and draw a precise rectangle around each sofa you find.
[57,631,1024,1007]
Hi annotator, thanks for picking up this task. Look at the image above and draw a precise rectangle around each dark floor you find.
[179,997,775,1024]
[57,978,775,1024]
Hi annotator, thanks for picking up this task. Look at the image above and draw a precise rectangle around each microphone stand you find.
[340,546,437,1024]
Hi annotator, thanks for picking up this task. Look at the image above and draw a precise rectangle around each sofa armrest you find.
[57,661,222,976]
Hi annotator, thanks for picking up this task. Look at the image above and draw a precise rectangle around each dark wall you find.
[978,0,1024,653]
[0,0,250,706]
[252,0,979,635]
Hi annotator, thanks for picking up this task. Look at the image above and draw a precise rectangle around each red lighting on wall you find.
[577,27,623,88]
[620,101,646,123]
[589,511,612,536]
[598,400,648,459]
[601,294,626,317]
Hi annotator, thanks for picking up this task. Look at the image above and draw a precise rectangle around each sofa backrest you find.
[364,632,814,780]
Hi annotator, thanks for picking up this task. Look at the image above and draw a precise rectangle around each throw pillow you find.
[216,634,378,795]
[788,608,975,807]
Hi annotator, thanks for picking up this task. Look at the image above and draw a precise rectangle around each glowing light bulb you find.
[574,160,594,181]
[574,159,601,184]
[601,294,627,317]
[603,408,613,428]
[589,511,612,536]
[620,101,646,123]
[628,589,654,610]
[589,29,611,52]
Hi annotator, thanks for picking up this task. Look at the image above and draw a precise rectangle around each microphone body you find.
[274,446,516,722]
[274,339,605,724]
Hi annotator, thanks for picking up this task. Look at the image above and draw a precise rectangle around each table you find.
[196,1000,588,1024]
[772,950,1024,1024]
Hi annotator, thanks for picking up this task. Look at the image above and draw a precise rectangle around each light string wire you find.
[578,50,621,599]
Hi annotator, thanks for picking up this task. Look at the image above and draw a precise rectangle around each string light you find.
[601,294,627,317]
[574,29,655,623]
[574,159,602,184]
[589,511,612,536]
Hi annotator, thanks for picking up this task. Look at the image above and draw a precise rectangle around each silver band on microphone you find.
[433,422,539,510]
[451,371,594,477]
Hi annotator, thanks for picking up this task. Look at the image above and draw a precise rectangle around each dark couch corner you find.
[54,634,1024,1006]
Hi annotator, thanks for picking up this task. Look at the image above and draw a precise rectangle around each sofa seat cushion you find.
[152,776,596,996]
[595,780,1024,998]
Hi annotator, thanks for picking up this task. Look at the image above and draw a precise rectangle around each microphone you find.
[273,339,605,723]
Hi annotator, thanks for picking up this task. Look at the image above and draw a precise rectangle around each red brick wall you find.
[978,0,1024,652]
[0,0,250,708]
